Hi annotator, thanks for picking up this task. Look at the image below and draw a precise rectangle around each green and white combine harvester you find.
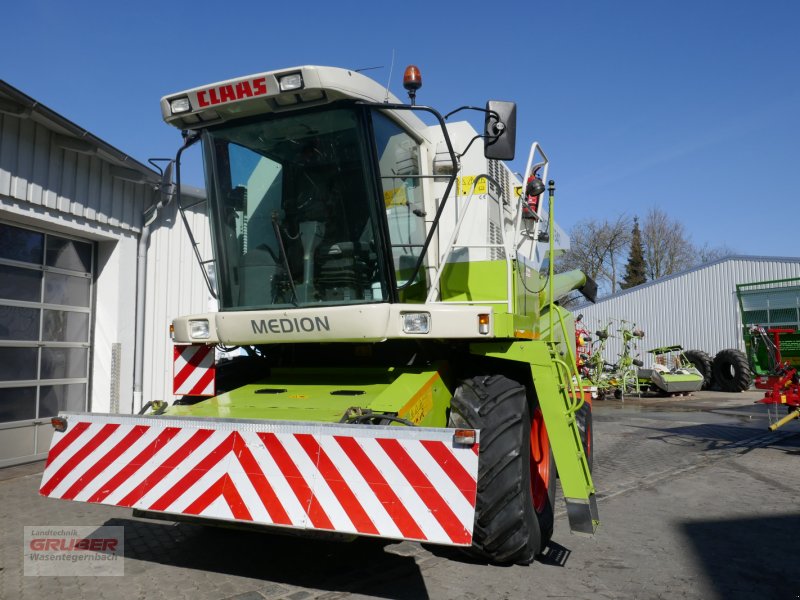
[39,65,598,565]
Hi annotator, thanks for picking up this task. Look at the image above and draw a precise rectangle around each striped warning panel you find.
[173,344,215,396]
[40,414,480,546]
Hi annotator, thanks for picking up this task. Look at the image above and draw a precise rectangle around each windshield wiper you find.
[271,211,299,306]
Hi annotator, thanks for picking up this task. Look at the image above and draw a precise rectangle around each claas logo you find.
[197,77,268,108]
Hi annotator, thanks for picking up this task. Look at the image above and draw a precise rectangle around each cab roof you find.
[161,65,427,135]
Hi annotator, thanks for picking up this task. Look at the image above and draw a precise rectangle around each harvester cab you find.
[39,65,599,566]
[159,66,587,346]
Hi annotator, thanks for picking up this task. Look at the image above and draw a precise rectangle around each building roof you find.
[573,255,800,309]
[0,80,160,185]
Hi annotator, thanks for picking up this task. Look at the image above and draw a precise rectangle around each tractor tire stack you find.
[684,348,752,392]
[683,350,714,390]
[711,349,752,392]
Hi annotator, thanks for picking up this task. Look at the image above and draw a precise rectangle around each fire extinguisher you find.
[523,167,545,219]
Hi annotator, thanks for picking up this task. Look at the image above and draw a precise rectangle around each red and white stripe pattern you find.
[173,344,215,396]
[40,414,480,546]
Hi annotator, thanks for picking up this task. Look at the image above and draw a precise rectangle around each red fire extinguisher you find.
[523,167,544,219]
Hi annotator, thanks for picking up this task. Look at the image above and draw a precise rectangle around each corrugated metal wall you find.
[0,113,149,230]
[573,257,800,366]
[143,197,213,403]
[1,104,213,412]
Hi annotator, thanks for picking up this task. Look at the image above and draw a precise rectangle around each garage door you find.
[0,222,93,467]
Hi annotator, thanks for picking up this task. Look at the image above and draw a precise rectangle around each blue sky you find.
[2,0,798,256]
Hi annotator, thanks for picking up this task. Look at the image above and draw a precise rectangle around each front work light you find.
[189,319,210,339]
[170,97,191,114]
[402,312,430,334]
[279,73,304,92]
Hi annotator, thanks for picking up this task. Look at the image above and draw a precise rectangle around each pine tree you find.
[621,217,646,289]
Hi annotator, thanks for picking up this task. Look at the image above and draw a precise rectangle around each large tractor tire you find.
[684,350,714,390]
[712,349,752,392]
[576,401,594,473]
[449,375,553,565]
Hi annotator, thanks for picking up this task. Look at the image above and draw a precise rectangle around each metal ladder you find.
[535,173,598,535]
[530,340,599,534]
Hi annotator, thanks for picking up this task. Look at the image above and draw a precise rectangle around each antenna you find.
[384,49,396,103]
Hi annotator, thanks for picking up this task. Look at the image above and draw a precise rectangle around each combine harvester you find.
[39,65,598,565]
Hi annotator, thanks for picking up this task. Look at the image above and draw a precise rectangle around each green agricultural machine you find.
[39,65,598,565]
[641,346,704,395]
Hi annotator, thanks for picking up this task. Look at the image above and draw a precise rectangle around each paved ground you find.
[1,390,798,599]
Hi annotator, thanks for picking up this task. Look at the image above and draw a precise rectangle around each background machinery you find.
[747,325,800,430]
[39,65,598,565]
[641,345,704,395]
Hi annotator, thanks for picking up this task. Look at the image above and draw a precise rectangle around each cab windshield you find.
[203,106,403,310]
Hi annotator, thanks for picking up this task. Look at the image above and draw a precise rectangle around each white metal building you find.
[571,256,800,365]
[0,80,211,466]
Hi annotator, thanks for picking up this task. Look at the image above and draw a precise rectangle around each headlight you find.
[170,97,191,114]
[189,319,210,339]
[279,73,303,91]
[402,312,430,334]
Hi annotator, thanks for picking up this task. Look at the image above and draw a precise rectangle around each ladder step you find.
[565,495,599,535]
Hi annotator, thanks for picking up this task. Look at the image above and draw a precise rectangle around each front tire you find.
[449,375,550,564]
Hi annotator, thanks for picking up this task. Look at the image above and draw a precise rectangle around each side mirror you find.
[484,101,516,160]
[159,160,174,204]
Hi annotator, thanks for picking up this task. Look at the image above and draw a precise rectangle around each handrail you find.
[552,357,585,415]
[513,142,549,263]
[543,172,588,413]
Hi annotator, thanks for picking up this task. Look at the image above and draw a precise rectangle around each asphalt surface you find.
[1,390,798,600]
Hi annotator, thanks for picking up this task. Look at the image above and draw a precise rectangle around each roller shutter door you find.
[0,222,93,467]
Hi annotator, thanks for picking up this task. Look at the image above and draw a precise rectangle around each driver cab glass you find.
[204,108,387,310]
[371,112,426,296]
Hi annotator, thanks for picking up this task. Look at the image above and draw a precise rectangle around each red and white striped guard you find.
[39,414,480,546]
[173,344,215,396]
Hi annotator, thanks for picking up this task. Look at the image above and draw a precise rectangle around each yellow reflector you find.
[478,313,490,335]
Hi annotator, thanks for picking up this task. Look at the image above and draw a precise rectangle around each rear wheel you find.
[449,375,549,564]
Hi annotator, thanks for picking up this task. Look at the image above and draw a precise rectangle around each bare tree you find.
[641,207,695,280]
[695,242,736,265]
[560,208,735,302]
[560,216,631,296]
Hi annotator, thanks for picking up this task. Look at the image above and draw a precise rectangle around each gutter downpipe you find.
[132,163,174,414]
